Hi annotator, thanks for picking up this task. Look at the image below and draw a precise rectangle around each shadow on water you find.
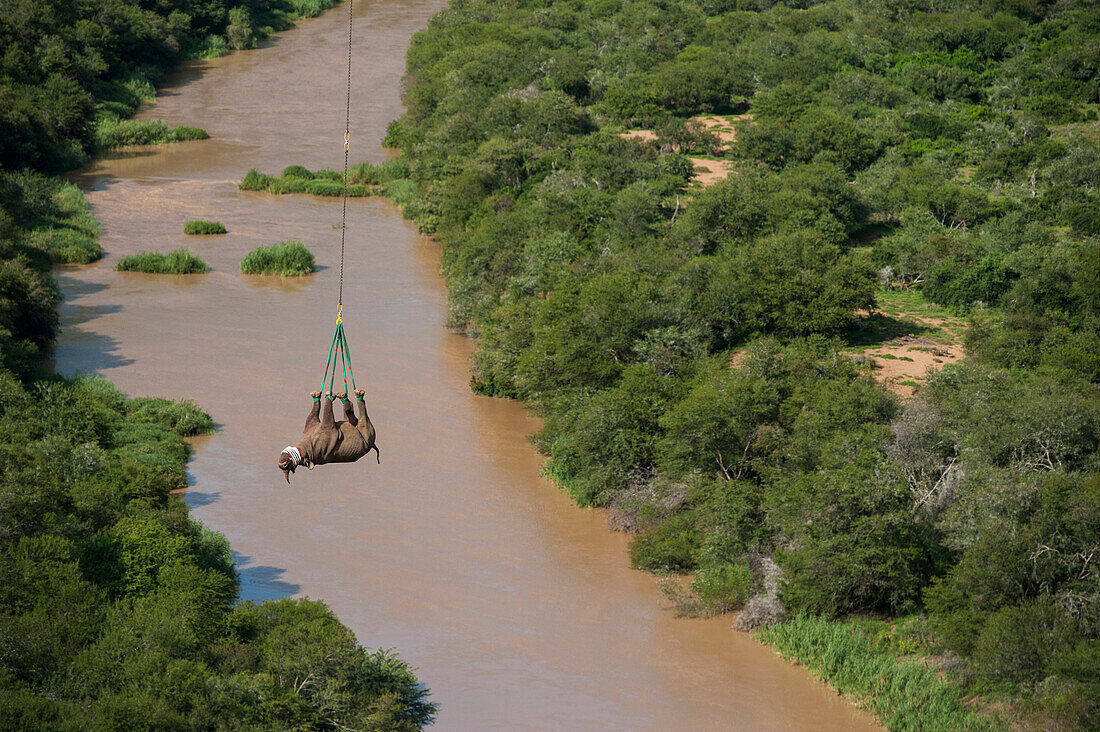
[234,551,301,602]
[60,302,123,329]
[185,490,221,508]
[51,330,135,373]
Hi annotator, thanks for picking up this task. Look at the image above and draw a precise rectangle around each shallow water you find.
[54,2,880,729]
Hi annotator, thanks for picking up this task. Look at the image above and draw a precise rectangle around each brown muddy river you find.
[55,2,880,729]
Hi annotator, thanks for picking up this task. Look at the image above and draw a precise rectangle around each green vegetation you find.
[116,248,210,275]
[240,166,371,197]
[94,119,209,150]
[184,219,227,235]
[3,172,103,264]
[240,240,316,276]
[383,0,1100,725]
[1,3,434,725]
[0,374,435,728]
[0,0,343,172]
[760,615,993,731]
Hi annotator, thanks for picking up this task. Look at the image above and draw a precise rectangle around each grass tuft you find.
[94,117,209,150]
[115,248,210,274]
[758,615,997,731]
[184,220,227,235]
[239,166,375,197]
[240,240,316,276]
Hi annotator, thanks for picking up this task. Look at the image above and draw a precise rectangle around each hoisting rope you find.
[319,0,357,397]
[338,0,353,307]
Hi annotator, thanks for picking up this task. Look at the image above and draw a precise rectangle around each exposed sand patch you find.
[692,113,752,152]
[620,128,658,143]
[690,158,736,186]
[863,336,963,399]
[854,301,967,398]
[618,114,754,188]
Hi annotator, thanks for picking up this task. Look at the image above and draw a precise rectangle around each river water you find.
[54,2,879,729]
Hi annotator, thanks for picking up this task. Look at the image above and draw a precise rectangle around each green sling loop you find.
[319,305,358,397]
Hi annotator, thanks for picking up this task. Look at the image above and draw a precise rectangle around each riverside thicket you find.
[1,1,435,726]
[382,0,1100,726]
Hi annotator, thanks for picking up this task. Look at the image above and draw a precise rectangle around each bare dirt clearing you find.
[619,114,753,188]
[848,291,967,398]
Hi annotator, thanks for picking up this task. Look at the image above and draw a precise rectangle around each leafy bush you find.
[691,562,754,615]
[629,512,699,573]
[115,249,210,274]
[239,240,316,276]
[183,220,226,235]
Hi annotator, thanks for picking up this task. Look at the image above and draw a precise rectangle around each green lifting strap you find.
[319,310,358,398]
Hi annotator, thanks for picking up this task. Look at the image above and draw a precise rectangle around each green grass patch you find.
[239,167,372,197]
[758,615,999,731]
[875,288,961,324]
[115,248,210,274]
[22,182,103,264]
[240,240,316,276]
[94,117,209,150]
[184,220,226,235]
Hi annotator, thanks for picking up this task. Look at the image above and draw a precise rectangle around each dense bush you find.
[115,249,210,274]
[0,372,436,728]
[183,220,226,235]
[240,240,316,276]
[0,0,342,172]
[1,1,435,727]
[384,0,1100,724]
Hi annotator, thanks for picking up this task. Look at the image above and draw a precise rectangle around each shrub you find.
[385,179,418,207]
[183,220,226,235]
[115,249,210,274]
[629,512,699,573]
[691,562,754,615]
[239,240,316,276]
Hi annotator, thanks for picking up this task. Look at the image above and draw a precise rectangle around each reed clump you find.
[239,167,371,197]
[115,248,210,274]
[240,240,316,276]
[758,615,996,731]
[184,220,227,235]
[94,118,209,150]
